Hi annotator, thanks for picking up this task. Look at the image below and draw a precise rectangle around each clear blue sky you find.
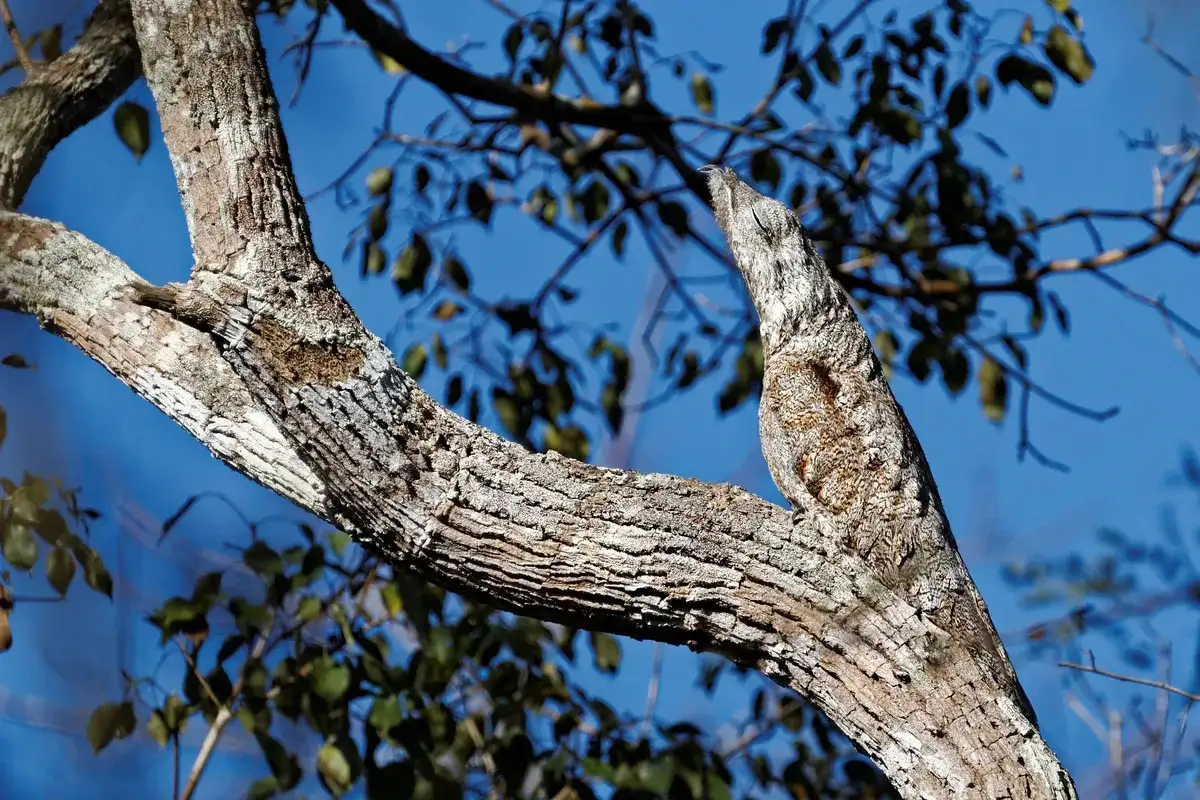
[1,1,1199,797]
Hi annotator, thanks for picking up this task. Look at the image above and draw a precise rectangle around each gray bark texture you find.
[0,2,1078,798]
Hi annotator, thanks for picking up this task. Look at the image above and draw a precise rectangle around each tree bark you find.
[0,2,1077,797]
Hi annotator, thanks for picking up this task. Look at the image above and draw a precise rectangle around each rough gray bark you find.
[0,2,1077,798]
[0,0,139,210]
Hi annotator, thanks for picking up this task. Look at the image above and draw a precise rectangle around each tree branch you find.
[0,1,1080,796]
[0,0,141,210]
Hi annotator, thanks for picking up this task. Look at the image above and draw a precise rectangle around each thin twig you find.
[1059,661,1200,703]
[0,0,32,73]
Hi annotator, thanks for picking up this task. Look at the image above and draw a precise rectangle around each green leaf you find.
[295,594,322,622]
[543,424,591,461]
[975,75,992,107]
[38,24,62,62]
[87,701,136,754]
[873,330,899,377]
[402,343,428,379]
[317,737,359,797]
[939,348,970,395]
[147,709,170,747]
[589,631,621,673]
[367,204,388,240]
[80,546,113,597]
[372,49,405,74]
[492,389,524,439]
[113,101,151,161]
[312,657,352,703]
[243,540,283,577]
[431,332,448,369]
[1044,24,1094,84]
[46,546,75,596]
[690,72,714,115]
[978,356,1008,423]
[1046,0,1071,13]
[443,254,470,292]
[432,301,463,322]
[363,242,386,276]
[369,694,404,733]
[365,166,394,196]
[1,521,37,571]
[392,235,433,295]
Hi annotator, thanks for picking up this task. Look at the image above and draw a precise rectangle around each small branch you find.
[1059,661,1200,704]
[0,0,32,73]
[640,642,664,738]
[179,706,233,800]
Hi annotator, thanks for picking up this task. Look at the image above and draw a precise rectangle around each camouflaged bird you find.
[702,165,1037,727]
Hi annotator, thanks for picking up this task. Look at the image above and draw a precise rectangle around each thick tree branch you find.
[0,1,1079,796]
[0,0,141,210]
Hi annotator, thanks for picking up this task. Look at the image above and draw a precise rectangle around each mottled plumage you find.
[703,166,1037,726]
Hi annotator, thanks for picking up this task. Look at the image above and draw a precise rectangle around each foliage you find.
[0,356,111,654]
[236,0,1193,471]
[87,501,900,799]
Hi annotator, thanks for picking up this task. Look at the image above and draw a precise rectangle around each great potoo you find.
[702,166,1037,727]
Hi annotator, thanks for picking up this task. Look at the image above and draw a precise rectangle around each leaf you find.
[492,389,524,439]
[295,594,322,622]
[543,424,591,461]
[939,348,970,395]
[945,82,970,129]
[611,220,629,258]
[762,17,789,54]
[363,242,386,276]
[369,694,404,733]
[431,333,447,369]
[312,657,352,703]
[690,72,714,115]
[39,24,62,62]
[317,738,357,797]
[87,701,136,754]
[975,75,992,107]
[873,330,899,379]
[466,181,493,225]
[446,374,463,406]
[978,356,1008,423]
[46,546,75,596]
[815,43,841,85]
[432,301,463,321]
[243,541,284,577]
[443,254,470,292]
[81,546,113,597]
[1044,24,1094,84]
[392,235,433,295]
[589,631,621,673]
[372,49,405,74]
[113,102,151,161]
[656,201,689,238]
[1,521,37,571]
[749,149,782,192]
[503,23,523,62]
[1,354,31,368]
[365,166,394,196]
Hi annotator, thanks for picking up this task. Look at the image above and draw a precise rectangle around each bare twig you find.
[1059,661,1200,704]
[0,0,32,73]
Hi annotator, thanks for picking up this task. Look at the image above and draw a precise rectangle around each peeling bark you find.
[0,1,1078,797]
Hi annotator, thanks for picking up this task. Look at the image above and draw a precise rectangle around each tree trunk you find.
[0,2,1076,797]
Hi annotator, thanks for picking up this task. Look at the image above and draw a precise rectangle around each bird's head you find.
[701,166,834,331]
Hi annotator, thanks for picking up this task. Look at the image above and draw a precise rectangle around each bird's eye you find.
[751,206,770,236]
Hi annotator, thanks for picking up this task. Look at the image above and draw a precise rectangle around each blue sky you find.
[1,1,1199,797]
